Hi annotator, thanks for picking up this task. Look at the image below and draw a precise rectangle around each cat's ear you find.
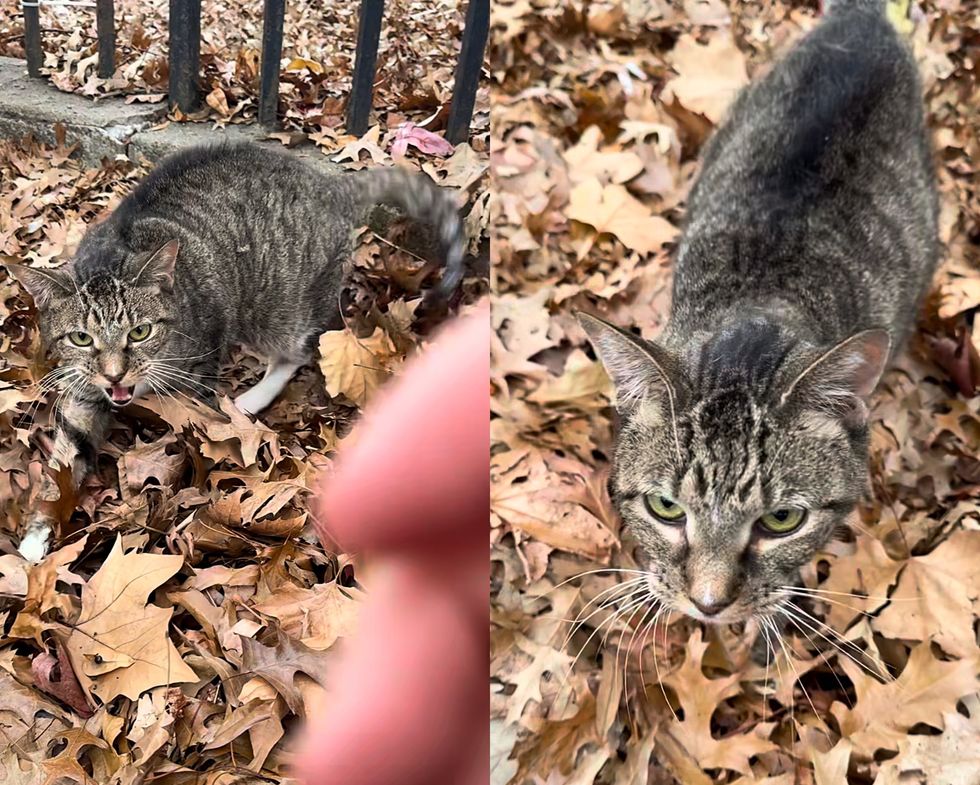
[576,312,680,411]
[780,329,890,418]
[133,239,179,290]
[6,263,73,308]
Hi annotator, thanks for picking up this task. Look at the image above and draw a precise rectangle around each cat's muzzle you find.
[106,384,135,406]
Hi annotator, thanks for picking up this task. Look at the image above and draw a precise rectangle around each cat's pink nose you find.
[691,596,733,616]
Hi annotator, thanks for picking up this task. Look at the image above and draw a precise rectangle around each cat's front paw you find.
[49,434,91,485]
[235,388,268,417]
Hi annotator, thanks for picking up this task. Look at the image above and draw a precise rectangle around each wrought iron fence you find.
[19,0,489,143]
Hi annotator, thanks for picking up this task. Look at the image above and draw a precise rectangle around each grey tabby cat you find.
[579,0,937,624]
[11,142,464,483]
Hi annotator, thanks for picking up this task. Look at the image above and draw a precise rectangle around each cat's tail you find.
[354,167,466,300]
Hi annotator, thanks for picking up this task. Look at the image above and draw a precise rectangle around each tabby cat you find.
[579,0,937,623]
[11,142,464,483]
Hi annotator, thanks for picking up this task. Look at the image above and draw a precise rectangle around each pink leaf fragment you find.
[390,122,455,158]
[32,639,93,717]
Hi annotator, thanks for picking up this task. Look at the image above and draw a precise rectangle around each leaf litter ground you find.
[490,1,980,783]
[0,63,488,785]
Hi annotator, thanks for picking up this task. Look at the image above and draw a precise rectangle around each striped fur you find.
[11,142,466,482]
[580,1,936,623]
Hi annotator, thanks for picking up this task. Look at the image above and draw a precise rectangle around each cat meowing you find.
[578,0,937,624]
[9,142,465,484]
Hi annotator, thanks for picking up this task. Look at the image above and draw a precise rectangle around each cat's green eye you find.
[758,508,807,535]
[128,323,152,342]
[68,331,93,347]
[645,493,686,523]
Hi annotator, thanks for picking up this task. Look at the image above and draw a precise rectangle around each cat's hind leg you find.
[235,356,304,415]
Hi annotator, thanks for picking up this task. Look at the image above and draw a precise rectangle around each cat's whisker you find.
[566,593,649,679]
[146,370,218,399]
[164,327,207,347]
[148,359,225,381]
[778,608,887,688]
[146,363,220,395]
[636,601,663,703]
[561,578,648,651]
[780,585,915,603]
[143,377,170,418]
[651,606,678,724]
[22,368,82,424]
[33,366,78,389]
[615,592,657,725]
[776,602,894,685]
[780,598,886,664]
[558,586,641,653]
[52,373,89,415]
[145,369,209,405]
[529,568,651,601]
[154,347,221,363]
[29,368,79,405]
[599,593,652,648]
[758,615,772,724]
[781,611,855,710]
[143,372,198,420]
[778,588,883,618]
[769,616,825,731]
[560,599,638,691]
[762,616,794,751]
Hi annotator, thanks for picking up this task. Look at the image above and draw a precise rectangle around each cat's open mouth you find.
[106,384,135,406]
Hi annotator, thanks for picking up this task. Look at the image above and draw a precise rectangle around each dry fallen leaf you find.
[831,642,980,756]
[240,634,333,716]
[63,537,198,703]
[662,32,749,124]
[872,530,980,658]
[566,179,678,257]
[664,629,777,774]
[253,581,362,650]
[317,326,397,406]
[31,638,93,717]
[875,696,980,785]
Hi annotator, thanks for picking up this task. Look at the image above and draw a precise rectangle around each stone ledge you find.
[0,56,339,176]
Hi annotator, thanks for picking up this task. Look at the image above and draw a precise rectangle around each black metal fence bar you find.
[96,0,115,78]
[17,0,486,141]
[346,0,384,137]
[258,0,286,128]
[446,0,489,145]
[168,0,201,113]
[22,1,43,78]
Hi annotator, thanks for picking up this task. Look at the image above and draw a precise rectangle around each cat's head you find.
[11,239,180,407]
[578,313,889,624]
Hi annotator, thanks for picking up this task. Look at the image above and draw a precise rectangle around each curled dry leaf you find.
[391,122,455,158]
[31,638,93,717]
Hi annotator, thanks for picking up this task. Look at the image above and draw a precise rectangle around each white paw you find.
[50,434,78,470]
[18,517,52,562]
[235,389,269,416]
